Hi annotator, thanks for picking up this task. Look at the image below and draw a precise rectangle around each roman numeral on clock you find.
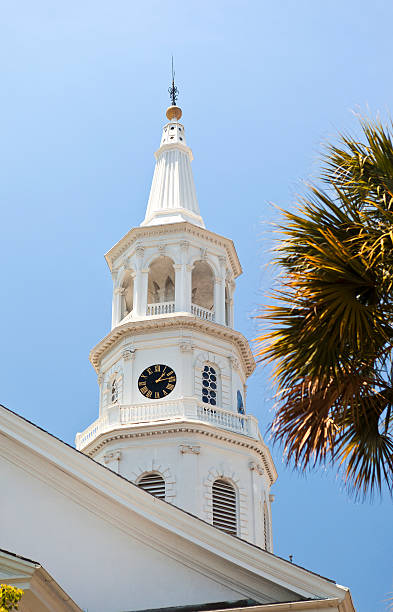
[138,364,177,400]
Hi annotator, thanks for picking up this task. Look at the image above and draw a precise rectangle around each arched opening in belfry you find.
[225,283,231,326]
[147,257,175,310]
[192,261,214,314]
[121,271,134,320]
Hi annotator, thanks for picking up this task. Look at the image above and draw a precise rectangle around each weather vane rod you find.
[168,56,179,106]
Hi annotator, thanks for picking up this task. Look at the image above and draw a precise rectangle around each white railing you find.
[145,301,215,322]
[75,414,108,449]
[191,303,215,321]
[146,301,175,316]
[75,399,260,450]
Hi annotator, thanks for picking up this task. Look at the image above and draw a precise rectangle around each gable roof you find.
[0,548,81,611]
[0,404,355,612]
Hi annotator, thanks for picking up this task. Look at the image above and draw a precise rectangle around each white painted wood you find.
[142,118,205,228]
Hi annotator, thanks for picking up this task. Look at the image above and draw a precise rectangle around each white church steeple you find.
[142,103,205,228]
[76,87,277,551]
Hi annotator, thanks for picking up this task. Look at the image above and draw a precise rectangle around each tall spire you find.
[141,67,205,228]
[168,56,179,107]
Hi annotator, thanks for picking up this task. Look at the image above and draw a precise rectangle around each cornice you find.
[104,222,242,278]
[89,314,256,377]
[0,404,354,609]
[154,141,193,160]
[82,421,278,486]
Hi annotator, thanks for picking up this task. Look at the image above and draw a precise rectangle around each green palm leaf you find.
[256,119,393,498]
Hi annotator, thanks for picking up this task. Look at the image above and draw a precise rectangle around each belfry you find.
[76,90,277,548]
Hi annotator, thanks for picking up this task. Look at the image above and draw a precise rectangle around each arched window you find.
[212,479,237,535]
[137,472,165,499]
[192,261,214,314]
[111,379,119,404]
[201,365,220,406]
[147,257,175,304]
[237,390,245,414]
[121,271,134,320]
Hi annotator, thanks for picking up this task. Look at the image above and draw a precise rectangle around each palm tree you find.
[256,119,393,498]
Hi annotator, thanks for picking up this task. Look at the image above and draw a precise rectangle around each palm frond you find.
[256,118,393,497]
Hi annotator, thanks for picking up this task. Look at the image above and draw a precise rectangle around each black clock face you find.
[138,364,177,399]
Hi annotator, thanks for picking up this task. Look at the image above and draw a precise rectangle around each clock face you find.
[138,364,177,399]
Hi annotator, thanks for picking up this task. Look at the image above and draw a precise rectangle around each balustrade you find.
[76,400,259,450]
[191,303,215,321]
[145,300,215,322]
[146,301,175,315]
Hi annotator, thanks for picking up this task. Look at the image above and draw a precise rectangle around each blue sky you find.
[0,1,392,610]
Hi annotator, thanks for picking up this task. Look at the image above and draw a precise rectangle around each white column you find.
[214,278,225,324]
[122,347,136,404]
[129,271,136,316]
[134,246,145,316]
[249,463,257,544]
[214,256,226,325]
[112,287,125,328]
[179,341,194,396]
[111,269,120,328]
[229,280,235,327]
[174,264,183,311]
[140,270,149,315]
[184,264,192,313]
[98,374,104,417]
[179,241,190,312]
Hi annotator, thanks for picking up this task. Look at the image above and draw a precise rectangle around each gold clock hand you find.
[155,368,167,383]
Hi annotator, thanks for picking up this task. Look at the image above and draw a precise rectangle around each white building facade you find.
[76,102,277,550]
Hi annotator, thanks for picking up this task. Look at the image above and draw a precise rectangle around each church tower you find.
[76,88,277,550]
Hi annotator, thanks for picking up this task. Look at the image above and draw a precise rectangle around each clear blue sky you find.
[0,2,391,610]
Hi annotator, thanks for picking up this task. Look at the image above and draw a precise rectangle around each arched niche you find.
[192,261,214,311]
[147,256,175,304]
[121,271,134,320]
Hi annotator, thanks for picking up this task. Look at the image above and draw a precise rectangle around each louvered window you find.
[212,479,237,535]
[138,472,165,499]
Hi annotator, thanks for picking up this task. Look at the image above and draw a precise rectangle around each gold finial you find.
[166,105,182,121]
[166,56,182,121]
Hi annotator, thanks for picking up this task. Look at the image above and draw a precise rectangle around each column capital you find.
[199,247,208,261]
[179,444,200,454]
[230,355,240,371]
[179,340,194,353]
[123,348,136,361]
[249,460,264,475]
[135,244,145,258]
[103,450,121,464]
[121,256,131,269]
